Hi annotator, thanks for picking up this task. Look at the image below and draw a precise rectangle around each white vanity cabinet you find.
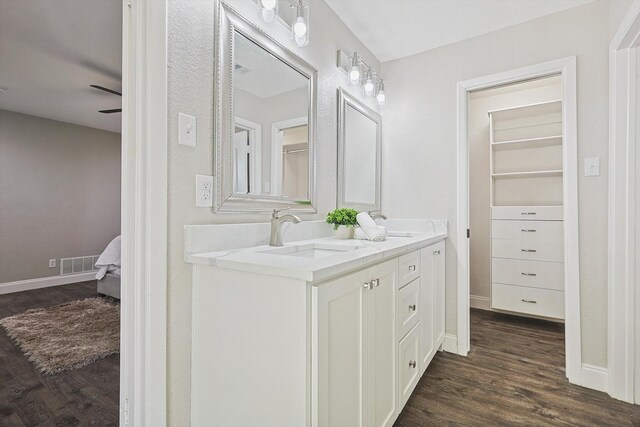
[313,258,398,427]
[419,241,446,375]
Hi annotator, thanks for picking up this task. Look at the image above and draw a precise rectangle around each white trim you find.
[270,116,308,196]
[441,333,458,354]
[456,57,582,384]
[235,116,262,194]
[0,273,97,295]
[121,0,168,425]
[469,295,492,311]
[608,0,640,404]
[582,364,609,394]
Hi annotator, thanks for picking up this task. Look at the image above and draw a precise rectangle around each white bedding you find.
[95,235,121,280]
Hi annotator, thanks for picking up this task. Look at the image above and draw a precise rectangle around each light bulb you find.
[364,72,374,96]
[293,16,307,37]
[261,0,276,9]
[376,79,386,106]
[349,52,360,85]
[259,0,278,23]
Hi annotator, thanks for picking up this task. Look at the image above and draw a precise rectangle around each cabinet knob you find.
[521,272,537,276]
[373,278,380,288]
[433,250,440,255]
[409,361,416,369]
[521,249,537,253]
[521,299,537,304]
[409,304,416,312]
[408,265,416,272]
[363,282,371,289]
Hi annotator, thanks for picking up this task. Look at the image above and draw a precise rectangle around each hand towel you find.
[356,212,387,241]
[355,226,388,241]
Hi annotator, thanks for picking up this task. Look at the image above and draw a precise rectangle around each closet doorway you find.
[456,57,582,386]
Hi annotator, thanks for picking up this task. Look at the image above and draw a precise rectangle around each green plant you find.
[326,208,359,230]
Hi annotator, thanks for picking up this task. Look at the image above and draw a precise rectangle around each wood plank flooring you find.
[395,308,640,426]
[0,282,119,426]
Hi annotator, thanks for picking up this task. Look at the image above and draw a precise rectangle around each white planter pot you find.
[335,226,355,239]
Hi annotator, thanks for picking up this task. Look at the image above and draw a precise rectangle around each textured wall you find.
[0,110,120,283]
[166,0,379,423]
[381,0,614,367]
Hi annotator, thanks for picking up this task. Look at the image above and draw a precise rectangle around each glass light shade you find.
[291,2,309,47]
[376,80,386,106]
[259,0,278,23]
[364,72,374,96]
[349,52,360,85]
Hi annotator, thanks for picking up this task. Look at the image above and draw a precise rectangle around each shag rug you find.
[0,297,119,375]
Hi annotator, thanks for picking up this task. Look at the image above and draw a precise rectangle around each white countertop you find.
[185,230,447,283]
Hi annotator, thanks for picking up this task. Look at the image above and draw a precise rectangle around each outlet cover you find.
[179,113,197,147]
[584,157,600,177]
[196,174,213,207]
[49,259,56,268]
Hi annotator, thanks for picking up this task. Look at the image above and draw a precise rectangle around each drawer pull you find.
[521,212,537,215]
[521,272,537,276]
[521,249,537,253]
[408,265,416,272]
[409,361,416,369]
[409,304,416,312]
[521,229,537,232]
[521,299,537,304]
[363,281,372,289]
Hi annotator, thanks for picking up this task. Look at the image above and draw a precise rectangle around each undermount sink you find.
[260,243,365,259]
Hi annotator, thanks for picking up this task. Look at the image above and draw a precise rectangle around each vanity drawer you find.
[397,278,420,339]
[492,283,564,319]
[399,251,421,288]
[398,323,421,410]
[492,258,564,291]
[492,206,563,221]
[492,220,563,241]
[492,238,563,262]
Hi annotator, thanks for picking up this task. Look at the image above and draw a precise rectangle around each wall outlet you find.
[584,157,600,177]
[49,259,56,268]
[196,174,213,207]
[179,113,197,147]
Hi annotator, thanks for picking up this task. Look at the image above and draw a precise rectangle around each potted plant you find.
[326,208,359,239]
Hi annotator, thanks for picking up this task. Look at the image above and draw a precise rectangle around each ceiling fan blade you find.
[99,108,122,114]
[91,84,122,96]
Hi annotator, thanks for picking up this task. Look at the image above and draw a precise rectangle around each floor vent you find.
[60,255,100,275]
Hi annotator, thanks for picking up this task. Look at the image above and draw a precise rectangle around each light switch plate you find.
[584,157,600,177]
[179,113,197,147]
[196,174,213,207]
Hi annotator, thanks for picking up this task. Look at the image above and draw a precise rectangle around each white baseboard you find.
[581,363,608,393]
[0,272,97,295]
[442,333,458,354]
[470,294,492,311]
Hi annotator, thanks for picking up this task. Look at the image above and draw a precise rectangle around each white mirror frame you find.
[214,0,318,213]
[337,87,382,212]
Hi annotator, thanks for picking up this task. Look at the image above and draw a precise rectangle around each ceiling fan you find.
[90,84,121,114]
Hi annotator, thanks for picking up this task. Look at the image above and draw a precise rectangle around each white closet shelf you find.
[491,135,562,150]
[488,99,562,122]
[491,170,563,179]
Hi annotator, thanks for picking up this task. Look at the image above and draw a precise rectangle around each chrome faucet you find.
[368,210,388,220]
[270,208,302,247]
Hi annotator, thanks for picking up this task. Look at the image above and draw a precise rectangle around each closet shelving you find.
[488,98,565,320]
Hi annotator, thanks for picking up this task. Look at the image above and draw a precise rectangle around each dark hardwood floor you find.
[396,308,640,426]
[0,282,119,426]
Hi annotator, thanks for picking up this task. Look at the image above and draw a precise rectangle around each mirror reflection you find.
[344,104,377,205]
[233,32,310,199]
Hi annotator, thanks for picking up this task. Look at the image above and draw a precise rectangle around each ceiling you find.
[0,0,122,133]
[325,0,595,63]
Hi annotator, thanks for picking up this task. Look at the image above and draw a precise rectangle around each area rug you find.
[0,297,119,375]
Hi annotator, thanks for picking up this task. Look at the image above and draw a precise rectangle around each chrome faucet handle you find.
[272,208,290,219]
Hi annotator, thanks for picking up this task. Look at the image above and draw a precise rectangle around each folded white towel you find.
[355,225,387,241]
[356,212,387,241]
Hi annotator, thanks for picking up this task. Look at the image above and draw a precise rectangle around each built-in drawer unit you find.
[398,323,421,409]
[397,278,420,339]
[399,251,420,288]
[491,220,563,241]
[492,283,564,319]
[492,258,564,290]
[492,206,563,221]
[492,238,563,262]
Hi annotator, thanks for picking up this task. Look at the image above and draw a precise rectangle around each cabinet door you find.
[314,269,369,427]
[433,241,446,347]
[419,247,435,374]
[368,259,398,427]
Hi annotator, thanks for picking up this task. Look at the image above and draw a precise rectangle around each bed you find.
[95,235,121,300]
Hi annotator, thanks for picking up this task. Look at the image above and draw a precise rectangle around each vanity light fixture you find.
[258,0,278,23]
[337,50,387,107]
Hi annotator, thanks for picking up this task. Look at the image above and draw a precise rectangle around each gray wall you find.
[0,109,121,283]
[166,0,379,423]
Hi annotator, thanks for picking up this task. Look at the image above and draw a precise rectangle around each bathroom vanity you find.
[185,220,447,427]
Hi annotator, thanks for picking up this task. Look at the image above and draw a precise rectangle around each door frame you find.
[121,0,168,425]
[608,0,640,404]
[455,57,581,385]
[270,116,308,195]
[235,116,262,194]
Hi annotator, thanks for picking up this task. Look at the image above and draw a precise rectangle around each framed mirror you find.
[337,87,382,212]
[214,1,318,213]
